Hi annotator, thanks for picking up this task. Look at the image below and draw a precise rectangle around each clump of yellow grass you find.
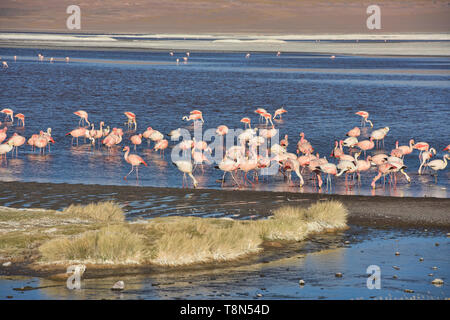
[38,200,348,266]
[62,201,124,223]
[39,224,144,264]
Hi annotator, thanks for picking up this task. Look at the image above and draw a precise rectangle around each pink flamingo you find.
[154,139,169,157]
[216,125,229,136]
[355,111,373,128]
[216,158,240,187]
[273,107,287,119]
[130,134,142,151]
[123,146,148,180]
[66,127,87,146]
[240,117,251,129]
[124,112,137,130]
[356,137,374,157]
[371,163,396,189]
[261,112,274,126]
[142,127,155,145]
[7,133,26,156]
[397,139,415,156]
[73,110,90,127]
[346,127,360,138]
[15,113,25,127]
[254,108,267,122]
[1,108,14,123]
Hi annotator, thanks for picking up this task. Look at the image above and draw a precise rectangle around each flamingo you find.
[346,127,360,137]
[397,139,415,156]
[343,136,358,148]
[73,110,90,127]
[7,133,26,156]
[0,140,14,164]
[314,163,337,189]
[143,127,155,145]
[124,112,137,130]
[66,127,87,146]
[173,160,198,188]
[2,61,8,68]
[355,111,373,128]
[387,156,411,185]
[280,135,289,148]
[15,113,25,127]
[240,117,251,129]
[444,145,450,152]
[356,137,375,157]
[154,139,169,157]
[216,158,240,187]
[216,125,229,136]
[371,127,389,148]
[122,146,148,180]
[130,134,142,151]
[261,112,274,126]
[182,113,204,124]
[371,163,396,189]
[254,108,267,122]
[273,107,287,119]
[424,154,449,182]
[1,108,13,123]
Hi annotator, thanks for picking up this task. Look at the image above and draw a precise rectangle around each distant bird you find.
[130,134,142,151]
[122,146,148,180]
[7,133,26,156]
[216,125,229,136]
[245,53,250,59]
[66,127,87,146]
[2,61,8,68]
[0,140,14,164]
[443,144,450,152]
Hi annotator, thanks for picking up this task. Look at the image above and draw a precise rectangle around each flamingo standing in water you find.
[66,127,87,146]
[7,133,26,156]
[154,139,169,157]
[443,145,450,152]
[254,108,267,122]
[1,108,14,123]
[0,140,14,164]
[216,157,240,187]
[355,111,373,128]
[356,137,375,157]
[346,126,360,138]
[124,112,137,130]
[74,110,90,127]
[14,113,25,127]
[371,127,389,148]
[238,117,250,129]
[130,134,142,151]
[122,146,148,180]
[273,107,287,120]
[424,154,449,182]
[371,163,396,189]
[173,160,198,188]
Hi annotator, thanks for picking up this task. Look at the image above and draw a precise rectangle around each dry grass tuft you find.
[62,201,124,223]
[31,200,348,267]
[146,217,263,266]
[39,225,144,264]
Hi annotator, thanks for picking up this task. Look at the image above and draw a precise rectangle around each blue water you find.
[0,48,449,197]
[1,227,448,300]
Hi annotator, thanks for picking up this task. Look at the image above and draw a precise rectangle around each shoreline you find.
[1,33,449,56]
[1,180,449,229]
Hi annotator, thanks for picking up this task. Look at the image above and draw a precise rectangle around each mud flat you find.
[0,181,449,229]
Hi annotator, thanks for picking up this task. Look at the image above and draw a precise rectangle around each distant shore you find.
[1,181,449,229]
[1,33,450,56]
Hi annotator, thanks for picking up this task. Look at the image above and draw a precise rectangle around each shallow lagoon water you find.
[0,48,449,198]
[1,227,448,300]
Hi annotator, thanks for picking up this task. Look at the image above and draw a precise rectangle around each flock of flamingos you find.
[0,104,449,190]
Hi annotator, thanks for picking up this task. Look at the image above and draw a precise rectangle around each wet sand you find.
[1,181,449,229]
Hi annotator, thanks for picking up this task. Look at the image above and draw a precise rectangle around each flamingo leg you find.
[124,166,135,180]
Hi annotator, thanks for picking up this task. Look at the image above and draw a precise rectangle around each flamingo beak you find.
[50,138,55,143]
